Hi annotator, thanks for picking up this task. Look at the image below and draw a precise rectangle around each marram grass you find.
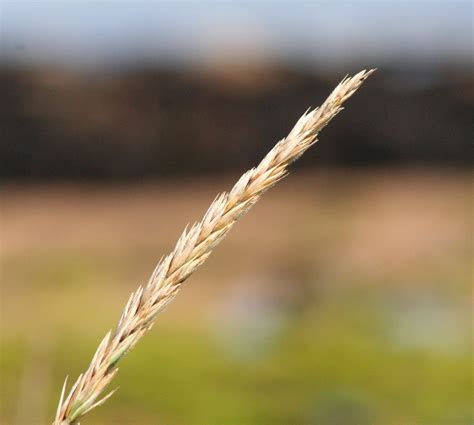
[52,69,375,425]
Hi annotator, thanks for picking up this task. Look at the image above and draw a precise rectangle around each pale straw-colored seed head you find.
[52,69,375,425]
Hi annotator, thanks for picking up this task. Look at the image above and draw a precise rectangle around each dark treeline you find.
[1,65,472,180]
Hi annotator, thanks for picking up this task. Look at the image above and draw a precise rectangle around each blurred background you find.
[1,1,472,424]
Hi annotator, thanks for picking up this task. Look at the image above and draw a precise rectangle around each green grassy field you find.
[1,170,472,425]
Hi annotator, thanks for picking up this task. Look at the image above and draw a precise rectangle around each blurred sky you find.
[1,0,472,70]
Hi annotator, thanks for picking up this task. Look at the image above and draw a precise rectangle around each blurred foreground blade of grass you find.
[1,170,472,425]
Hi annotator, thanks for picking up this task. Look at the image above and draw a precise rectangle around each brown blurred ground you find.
[3,169,471,331]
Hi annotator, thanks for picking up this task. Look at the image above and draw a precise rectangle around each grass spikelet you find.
[52,69,375,424]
